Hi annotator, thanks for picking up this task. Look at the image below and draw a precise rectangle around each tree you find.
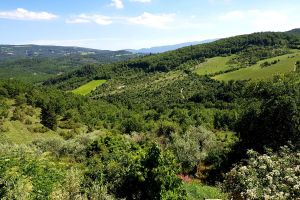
[236,95,299,152]
[41,105,58,131]
[85,134,186,200]
[171,126,217,174]
[223,146,300,200]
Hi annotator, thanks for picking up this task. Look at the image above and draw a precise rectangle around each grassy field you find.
[72,80,107,95]
[213,52,300,81]
[0,102,60,144]
[0,120,60,144]
[194,55,237,76]
[184,182,227,200]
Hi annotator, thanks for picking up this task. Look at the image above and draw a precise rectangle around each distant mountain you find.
[0,45,134,60]
[128,39,216,54]
[287,28,300,35]
[0,45,137,82]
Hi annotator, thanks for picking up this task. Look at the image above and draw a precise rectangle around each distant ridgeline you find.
[0,45,136,82]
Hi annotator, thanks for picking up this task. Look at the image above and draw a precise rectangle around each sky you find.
[1,0,300,50]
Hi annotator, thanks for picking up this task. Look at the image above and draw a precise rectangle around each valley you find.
[0,30,299,199]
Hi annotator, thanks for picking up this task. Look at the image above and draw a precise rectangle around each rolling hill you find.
[0,44,134,60]
[44,30,300,92]
[0,29,299,199]
[0,45,137,82]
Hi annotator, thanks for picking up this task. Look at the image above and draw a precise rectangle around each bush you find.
[27,126,49,133]
[85,134,187,199]
[0,100,9,121]
[223,146,300,200]
[171,126,217,174]
[24,118,32,125]
[0,144,66,199]
[11,107,25,122]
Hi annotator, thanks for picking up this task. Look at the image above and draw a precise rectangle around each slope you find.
[213,51,300,81]
[0,45,137,82]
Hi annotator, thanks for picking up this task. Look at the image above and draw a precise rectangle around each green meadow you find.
[194,55,237,76]
[213,52,300,81]
[72,79,107,95]
[184,182,228,200]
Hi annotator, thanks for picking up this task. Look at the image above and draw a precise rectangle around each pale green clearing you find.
[0,104,60,144]
[213,52,300,81]
[0,120,60,144]
[72,80,107,96]
[194,55,237,76]
[184,182,228,200]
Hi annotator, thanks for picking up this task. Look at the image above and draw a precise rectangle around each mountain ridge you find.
[127,39,216,54]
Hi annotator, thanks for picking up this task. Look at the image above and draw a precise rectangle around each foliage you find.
[0,144,66,199]
[235,76,300,152]
[171,126,217,173]
[223,146,300,200]
[85,133,187,200]
[41,105,58,131]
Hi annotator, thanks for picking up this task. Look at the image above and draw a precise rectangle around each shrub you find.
[223,146,300,200]
[171,126,217,174]
[24,118,32,125]
[11,107,25,122]
[85,134,187,199]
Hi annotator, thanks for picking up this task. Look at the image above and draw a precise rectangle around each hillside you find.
[0,45,133,60]
[0,30,299,199]
[45,30,300,91]
[0,45,137,82]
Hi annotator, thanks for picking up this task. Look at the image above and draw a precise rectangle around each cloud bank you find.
[0,8,57,20]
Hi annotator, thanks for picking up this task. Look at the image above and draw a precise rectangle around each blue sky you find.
[1,0,300,50]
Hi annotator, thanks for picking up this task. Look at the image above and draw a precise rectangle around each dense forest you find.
[0,30,300,199]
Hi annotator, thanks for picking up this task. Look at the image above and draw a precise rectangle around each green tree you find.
[41,105,58,130]
[171,126,217,174]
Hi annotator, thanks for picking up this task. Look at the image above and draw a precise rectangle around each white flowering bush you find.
[223,146,300,200]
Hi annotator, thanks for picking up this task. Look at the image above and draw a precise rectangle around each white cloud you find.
[130,0,152,3]
[110,0,124,9]
[66,12,175,29]
[127,12,175,29]
[0,8,58,21]
[66,14,112,25]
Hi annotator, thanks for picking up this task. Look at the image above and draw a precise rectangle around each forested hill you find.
[287,28,300,35]
[0,45,137,82]
[44,30,300,89]
[123,31,300,72]
[0,45,133,60]
[0,30,300,199]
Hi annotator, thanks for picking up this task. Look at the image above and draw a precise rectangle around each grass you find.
[184,182,227,200]
[194,55,237,76]
[213,52,300,81]
[0,103,60,144]
[72,80,107,96]
[0,120,60,144]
